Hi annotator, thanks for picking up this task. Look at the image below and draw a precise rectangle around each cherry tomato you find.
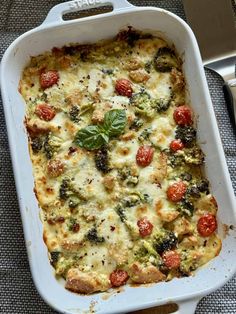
[115,78,133,97]
[197,214,217,237]
[170,139,184,152]
[110,269,129,287]
[40,70,59,89]
[35,104,56,121]
[136,145,154,167]
[137,217,153,237]
[162,250,181,269]
[173,105,193,126]
[167,181,187,202]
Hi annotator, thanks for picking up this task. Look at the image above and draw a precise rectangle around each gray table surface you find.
[0,1,235,313]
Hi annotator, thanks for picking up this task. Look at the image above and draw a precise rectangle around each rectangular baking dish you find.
[1,1,236,313]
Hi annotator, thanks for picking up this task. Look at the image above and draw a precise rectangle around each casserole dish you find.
[1,0,236,313]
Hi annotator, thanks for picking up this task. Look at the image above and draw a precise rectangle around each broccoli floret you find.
[94,146,110,173]
[133,240,161,266]
[44,133,62,159]
[50,251,61,267]
[130,92,155,118]
[138,128,152,142]
[180,251,198,275]
[68,196,80,209]
[185,180,210,200]
[31,137,43,153]
[86,228,105,243]
[154,47,179,72]
[182,147,204,165]
[197,179,209,194]
[122,191,151,208]
[115,204,126,222]
[69,105,80,123]
[153,229,178,254]
[151,97,172,113]
[129,117,144,130]
[175,126,196,144]
[168,153,185,168]
[122,194,141,207]
[118,167,139,186]
[177,199,194,216]
[59,179,74,200]
[59,178,87,204]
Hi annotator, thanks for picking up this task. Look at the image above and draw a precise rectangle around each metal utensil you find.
[183,0,236,131]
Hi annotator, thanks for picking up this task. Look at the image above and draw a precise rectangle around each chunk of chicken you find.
[195,194,218,216]
[129,262,166,284]
[47,159,65,177]
[129,69,150,83]
[66,268,111,294]
[150,153,167,184]
[103,175,116,191]
[170,68,185,92]
[155,200,179,222]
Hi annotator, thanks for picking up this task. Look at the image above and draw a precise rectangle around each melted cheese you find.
[20,29,221,294]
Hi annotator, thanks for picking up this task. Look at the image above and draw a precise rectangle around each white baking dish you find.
[1,1,236,313]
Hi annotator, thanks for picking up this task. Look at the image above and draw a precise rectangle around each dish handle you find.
[175,299,200,314]
[43,0,134,25]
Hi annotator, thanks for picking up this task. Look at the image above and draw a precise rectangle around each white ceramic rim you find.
[1,1,236,313]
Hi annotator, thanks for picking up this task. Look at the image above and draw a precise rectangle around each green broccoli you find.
[50,251,61,268]
[44,133,62,159]
[138,128,152,142]
[133,240,161,266]
[154,47,179,72]
[69,105,80,123]
[175,125,196,144]
[152,229,178,254]
[86,227,105,243]
[130,92,155,119]
[94,146,110,173]
[118,166,139,186]
[31,136,43,153]
[115,204,127,222]
[129,117,144,130]
[177,199,194,217]
[59,178,75,200]
[59,178,86,205]
[151,96,172,113]
[180,251,199,275]
[181,147,205,165]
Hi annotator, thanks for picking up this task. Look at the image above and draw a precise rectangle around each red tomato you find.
[173,105,193,126]
[110,269,129,287]
[197,214,217,237]
[35,104,56,121]
[137,217,153,237]
[162,250,181,269]
[136,145,154,167]
[115,78,133,97]
[167,181,187,202]
[170,139,184,152]
[40,70,59,89]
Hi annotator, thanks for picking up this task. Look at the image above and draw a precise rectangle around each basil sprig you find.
[74,109,126,150]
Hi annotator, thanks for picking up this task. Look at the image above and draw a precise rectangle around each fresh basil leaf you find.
[74,125,107,150]
[103,109,126,137]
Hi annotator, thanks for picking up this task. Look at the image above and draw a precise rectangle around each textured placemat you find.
[0,1,235,313]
